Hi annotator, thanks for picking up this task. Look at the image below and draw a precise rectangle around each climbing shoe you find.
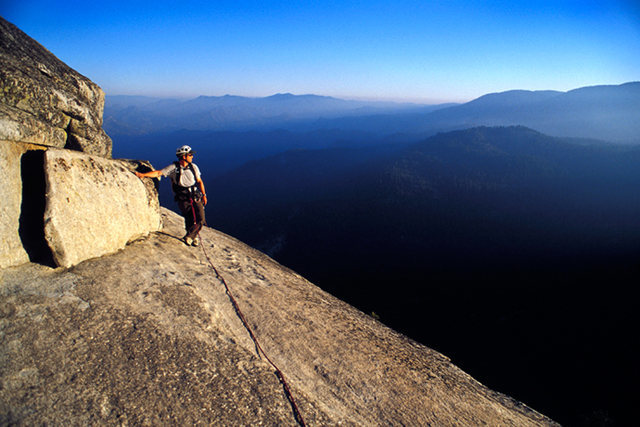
[192,237,200,247]
[183,236,193,246]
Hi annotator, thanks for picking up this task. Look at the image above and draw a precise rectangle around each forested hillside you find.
[207,126,639,425]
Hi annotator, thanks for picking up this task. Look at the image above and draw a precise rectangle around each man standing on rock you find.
[135,145,207,246]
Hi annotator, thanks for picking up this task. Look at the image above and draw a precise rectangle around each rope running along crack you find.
[198,238,306,426]
[189,199,306,426]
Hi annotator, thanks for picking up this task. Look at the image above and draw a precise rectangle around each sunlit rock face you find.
[43,148,161,268]
[0,17,112,157]
[1,142,160,270]
[0,17,161,269]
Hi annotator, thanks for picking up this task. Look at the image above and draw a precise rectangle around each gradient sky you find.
[3,0,639,103]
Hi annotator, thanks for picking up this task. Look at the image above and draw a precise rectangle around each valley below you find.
[110,84,640,425]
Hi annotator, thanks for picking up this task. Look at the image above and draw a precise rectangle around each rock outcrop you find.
[0,208,558,425]
[43,149,161,268]
[1,140,161,269]
[0,17,111,157]
[1,17,159,270]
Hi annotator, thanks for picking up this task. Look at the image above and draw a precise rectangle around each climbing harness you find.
[190,204,306,427]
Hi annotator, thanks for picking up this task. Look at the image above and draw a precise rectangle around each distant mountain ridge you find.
[104,93,443,134]
[106,82,640,142]
[415,82,640,142]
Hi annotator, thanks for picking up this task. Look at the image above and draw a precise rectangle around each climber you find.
[135,145,207,246]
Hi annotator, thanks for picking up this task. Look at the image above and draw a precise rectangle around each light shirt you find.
[160,162,202,188]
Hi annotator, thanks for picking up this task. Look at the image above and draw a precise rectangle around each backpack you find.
[172,161,202,201]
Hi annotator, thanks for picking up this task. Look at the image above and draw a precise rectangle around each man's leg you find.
[178,199,196,244]
[191,200,206,246]
[184,199,205,241]
[194,199,206,227]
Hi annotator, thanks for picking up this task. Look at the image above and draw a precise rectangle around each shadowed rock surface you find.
[0,17,111,157]
[0,208,557,425]
[0,140,46,268]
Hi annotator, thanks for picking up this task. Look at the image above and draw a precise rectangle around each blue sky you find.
[3,0,639,103]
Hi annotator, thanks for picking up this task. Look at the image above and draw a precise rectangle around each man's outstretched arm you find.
[135,170,163,179]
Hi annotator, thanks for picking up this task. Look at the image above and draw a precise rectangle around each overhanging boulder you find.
[43,148,161,268]
[0,17,112,157]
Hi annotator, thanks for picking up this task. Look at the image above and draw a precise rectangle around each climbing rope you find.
[188,200,306,426]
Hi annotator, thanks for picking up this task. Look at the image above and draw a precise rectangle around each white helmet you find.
[176,145,194,158]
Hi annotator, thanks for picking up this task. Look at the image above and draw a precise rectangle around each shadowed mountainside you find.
[210,126,640,269]
[207,126,640,425]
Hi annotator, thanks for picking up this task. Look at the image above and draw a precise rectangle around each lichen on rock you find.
[0,17,112,157]
[0,16,148,270]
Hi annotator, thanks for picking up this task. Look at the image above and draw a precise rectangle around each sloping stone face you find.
[43,149,161,268]
[0,17,112,157]
[0,209,558,425]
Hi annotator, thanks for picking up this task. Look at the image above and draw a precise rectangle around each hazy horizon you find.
[106,80,639,105]
[106,92,454,105]
[3,1,639,104]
